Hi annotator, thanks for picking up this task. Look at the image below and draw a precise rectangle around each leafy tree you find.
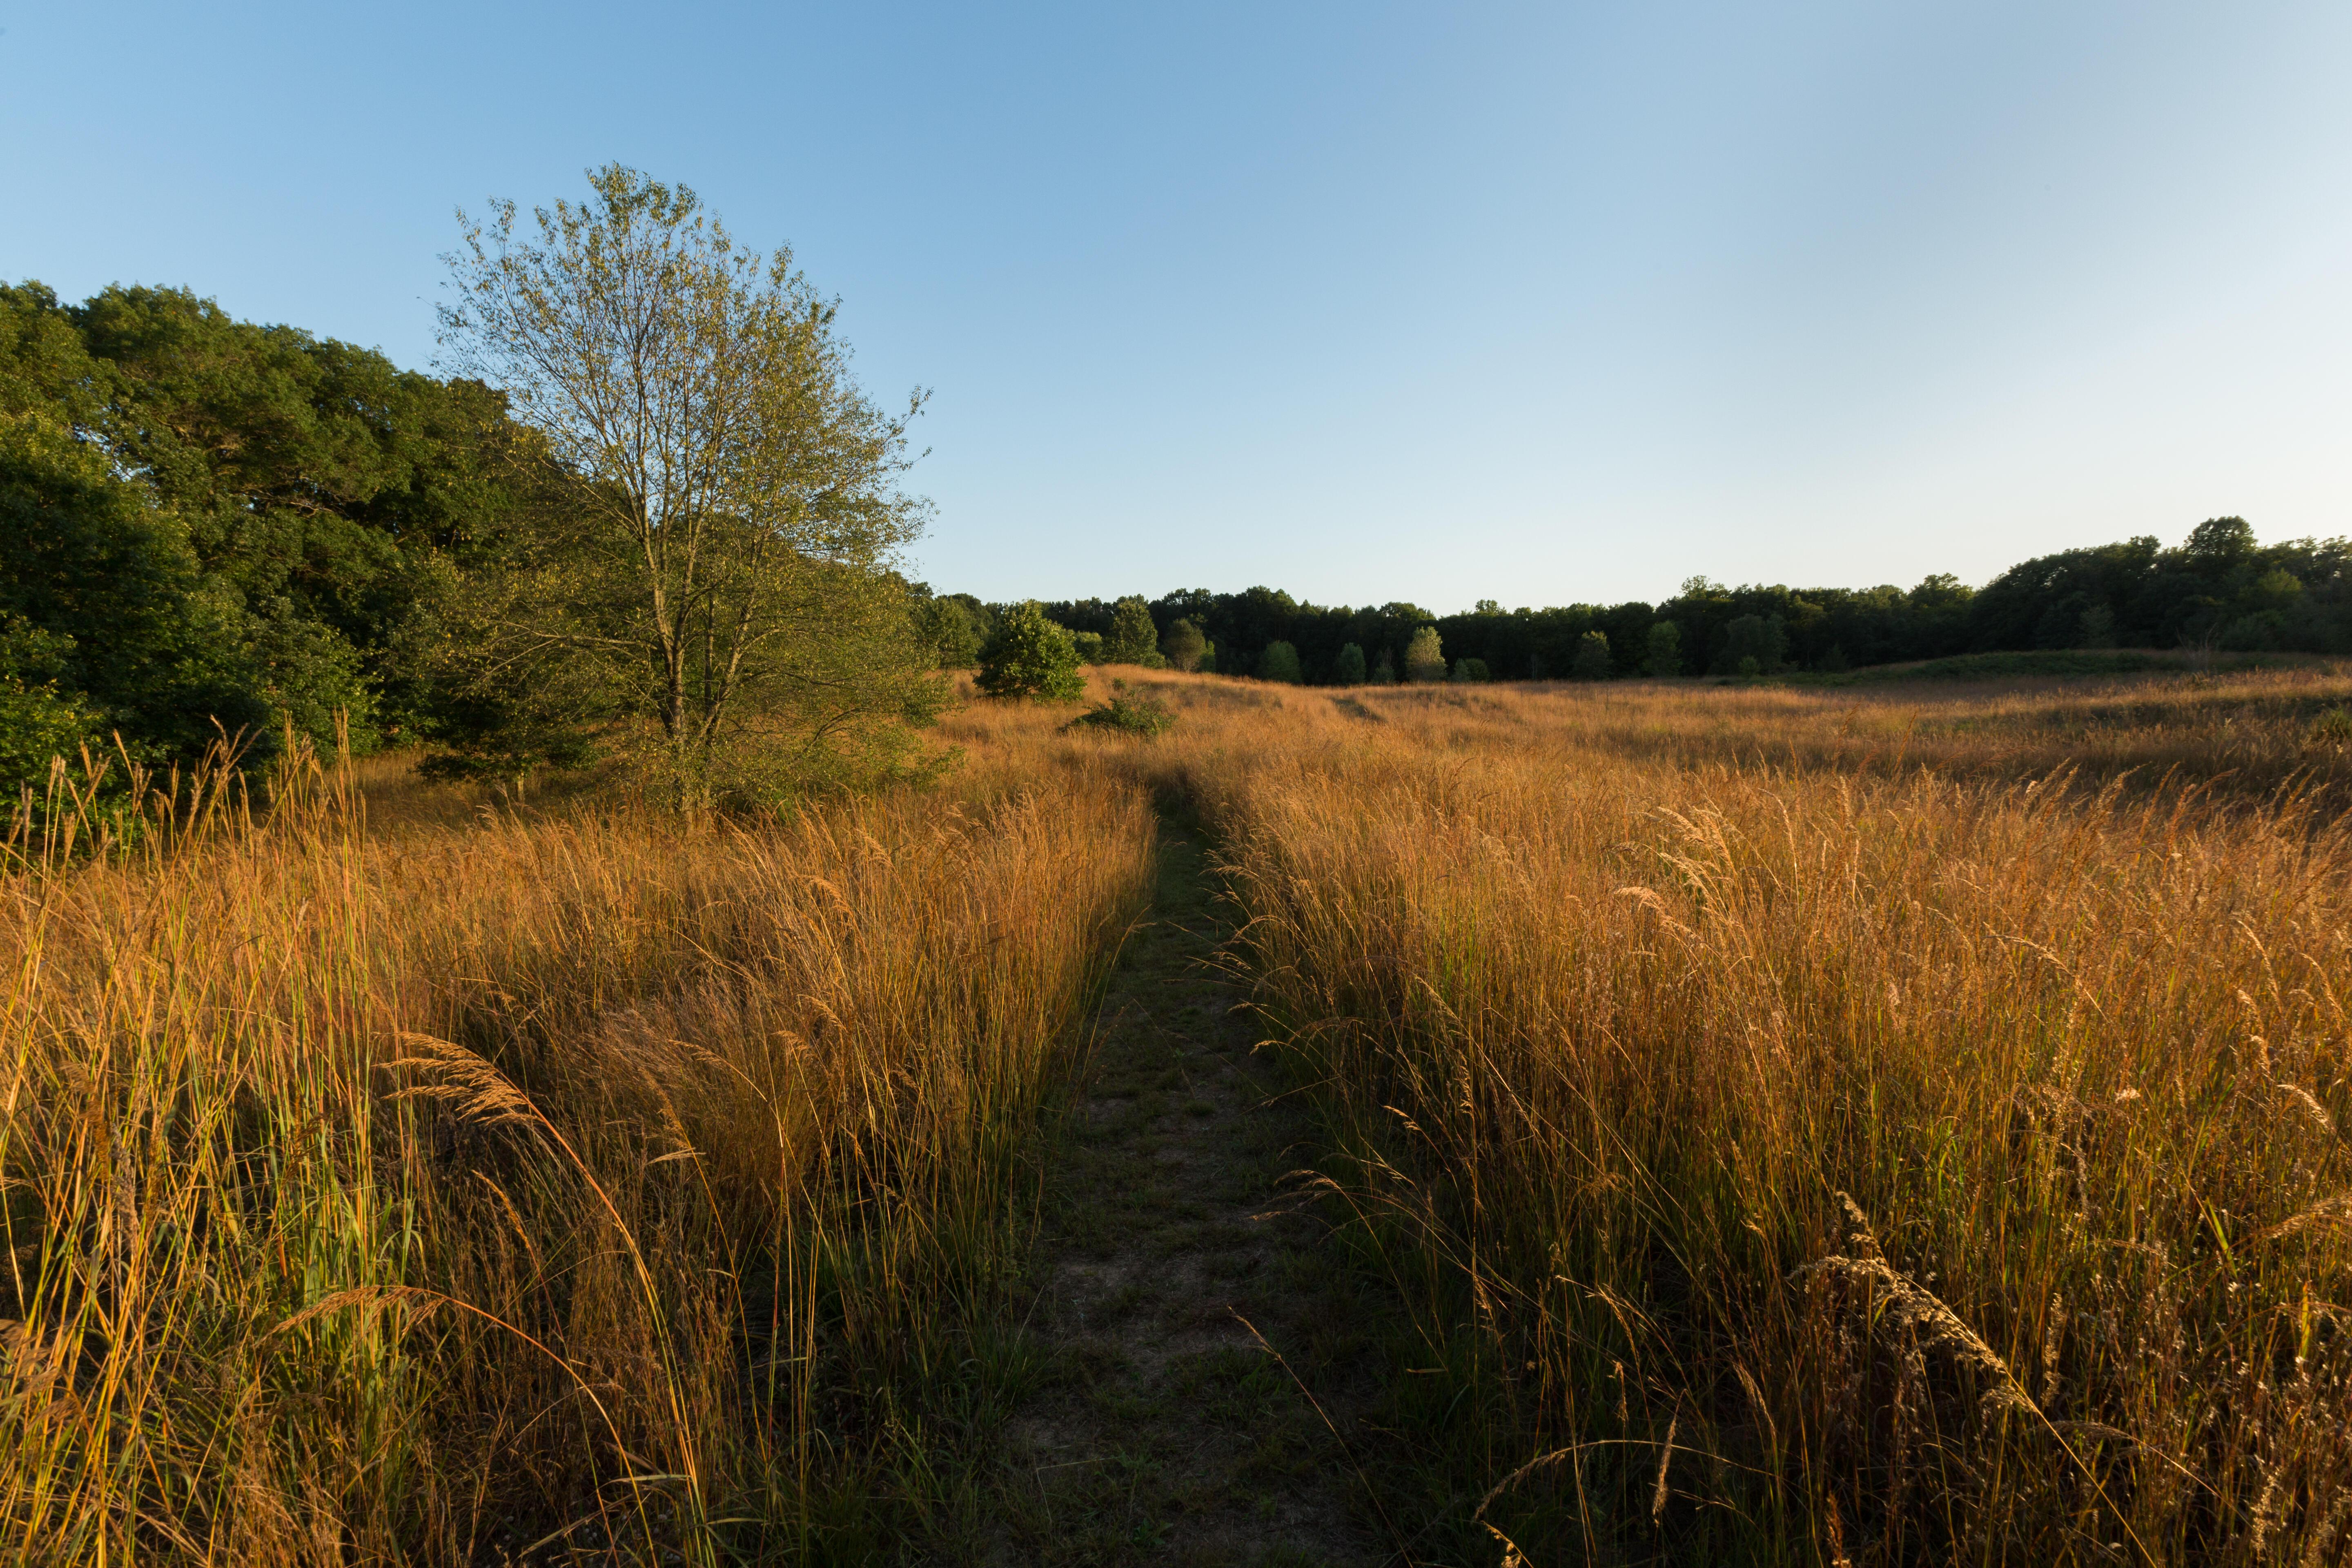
[1104,596,1165,666]
[1451,657,1489,682]
[1334,642,1367,684]
[436,165,941,801]
[976,601,1085,702]
[1071,630,1106,664]
[1160,617,1208,673]
[1371,648,1396,684]
[913,590,986,668]
[1404,626,1445,682]
[1572,630,1613,680]
[1257,641,1303,684]
[1643,621,1681,677]
[0,410,268,785]
[2078,603,2117,649]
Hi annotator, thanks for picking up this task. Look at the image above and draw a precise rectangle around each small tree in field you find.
[1334,642,1367,684]
[1572,630,1613,680]
[1451,657,1489,682]
[437,164,937,804]
[1104,596,1165,666]
[976,601,1084,701]
[1643,621,1681,677]
[1371,648,1396,684]
[1161,617,1208,672]
[1257,641,1303,684]
[1404,626,1445,683]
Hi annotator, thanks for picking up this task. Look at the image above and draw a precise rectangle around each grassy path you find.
[976,820,1396,1567]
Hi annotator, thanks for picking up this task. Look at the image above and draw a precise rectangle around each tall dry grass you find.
[1078,667,2352,1564]
[0,735,1153,1562]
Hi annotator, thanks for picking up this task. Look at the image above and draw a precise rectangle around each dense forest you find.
[7,270,2349,804]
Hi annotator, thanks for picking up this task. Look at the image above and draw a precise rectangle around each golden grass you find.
[0,736,1153,1562]
[9,660,2350,1563]
[1007,665,2352,1564]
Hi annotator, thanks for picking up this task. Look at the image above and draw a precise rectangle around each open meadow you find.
[7,662,2352,1564]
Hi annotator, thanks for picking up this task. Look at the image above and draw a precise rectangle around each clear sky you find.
[6,2,2349,612]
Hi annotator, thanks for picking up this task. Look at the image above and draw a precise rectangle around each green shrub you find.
[976,601,1085,702]
[1067,680,1176,737]
[1371,648,1396,684]
[1572,630,1613,680]
[1450,657,1489,683]
[1071,630,1105,664]
[1334,642,1367,685]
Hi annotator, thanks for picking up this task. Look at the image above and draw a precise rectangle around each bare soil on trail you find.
[976,823,1397,1568]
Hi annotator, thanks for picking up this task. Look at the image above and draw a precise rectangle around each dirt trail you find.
[979,821,1394,1567]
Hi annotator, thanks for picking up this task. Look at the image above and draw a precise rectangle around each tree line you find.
[931,515,2348,689]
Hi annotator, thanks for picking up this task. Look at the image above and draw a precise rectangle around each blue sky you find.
[6,2,2349,610]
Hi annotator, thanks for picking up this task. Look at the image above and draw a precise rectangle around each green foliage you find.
[1071,630,1105,664]
[1717,613,1788,675]
[1256,640,1303,684]
[1404,626,1445,683]
[1,275,550,775]
[1160,617,1208,673]
[1571,630,1612,680]
[915,591,987,668]
[0,410,269,784]
[1642,621,1682,677]
[1334,642,1367,685]
[2078,602,2117,649]
[977,601,1085,702]
[1450,657,1489,683]
[1103,596,1165,667]
[1371,648,1396,684]
[434,166,942,802]
[1067,681,1176,737]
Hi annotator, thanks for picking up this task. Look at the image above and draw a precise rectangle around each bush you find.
[976,601,1085,702]
[1572,630,1613,680]
[1067,681,1176,737]
[1257,641,1303,684]
[1450,657,1489,683]
[1404,626,1446,683]
[1371,648,1396,684]
[1334,643,1367,685]
[1071,630,1105,664]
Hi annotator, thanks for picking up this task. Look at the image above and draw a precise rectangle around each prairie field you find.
[7,662,2352,1564]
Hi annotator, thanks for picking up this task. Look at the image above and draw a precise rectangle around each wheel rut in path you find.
[982,820,1392,1568]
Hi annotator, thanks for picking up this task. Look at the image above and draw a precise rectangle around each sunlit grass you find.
[0,733,1153,1562]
